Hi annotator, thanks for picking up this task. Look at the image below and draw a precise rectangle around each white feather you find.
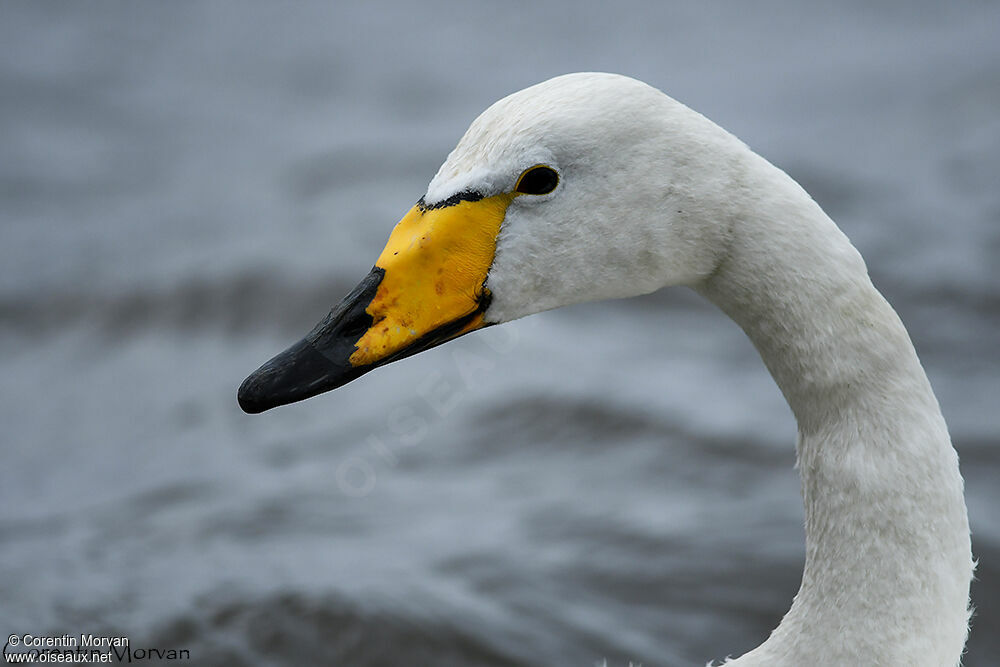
[428,73,974,666]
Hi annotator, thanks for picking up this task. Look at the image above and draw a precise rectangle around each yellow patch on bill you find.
[349,193,516,367]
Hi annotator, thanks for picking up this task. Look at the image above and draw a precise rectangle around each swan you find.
[237,72,974,666]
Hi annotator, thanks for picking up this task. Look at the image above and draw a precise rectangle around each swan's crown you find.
[427,73,659,203]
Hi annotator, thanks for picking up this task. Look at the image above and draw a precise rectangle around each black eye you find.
[515,165,559,195]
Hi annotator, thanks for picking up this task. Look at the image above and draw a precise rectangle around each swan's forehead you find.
[425,73,662,204]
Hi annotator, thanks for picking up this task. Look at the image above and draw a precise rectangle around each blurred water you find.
[1,2,998,665]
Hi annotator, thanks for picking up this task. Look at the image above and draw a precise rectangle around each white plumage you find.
[429,73,974,666]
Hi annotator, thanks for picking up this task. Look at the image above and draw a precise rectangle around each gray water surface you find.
[2,2,998,665]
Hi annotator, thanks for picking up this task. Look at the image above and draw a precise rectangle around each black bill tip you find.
[238,338,359,414]
[236,265,491,414]
[238,268,385,414]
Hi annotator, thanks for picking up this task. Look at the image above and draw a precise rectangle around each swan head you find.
[239,72,741,413]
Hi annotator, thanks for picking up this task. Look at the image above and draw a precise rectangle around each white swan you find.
[238,72,974,666]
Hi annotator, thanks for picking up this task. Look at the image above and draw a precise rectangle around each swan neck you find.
[695,163,973,665]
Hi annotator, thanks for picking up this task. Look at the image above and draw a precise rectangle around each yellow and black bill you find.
[237,192,513,414]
